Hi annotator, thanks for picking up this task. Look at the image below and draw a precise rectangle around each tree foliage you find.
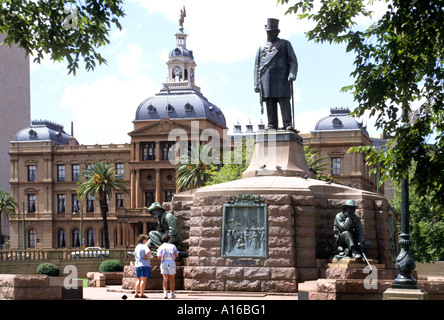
[0,190,17,248]
[77,162,128,249]
[0,189,17,219]
[278,0,444,210]
[392,164,444,263]
[176,144,213,192]
[0,0,125,75]
[304,145,339,182]
[205,139,253,186]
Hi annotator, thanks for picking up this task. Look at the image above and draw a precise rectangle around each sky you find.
[29,0,390,145]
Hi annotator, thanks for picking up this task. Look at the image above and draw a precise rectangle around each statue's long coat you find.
[254,38,298,100]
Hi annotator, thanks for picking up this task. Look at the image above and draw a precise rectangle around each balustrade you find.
[0,249,134,261]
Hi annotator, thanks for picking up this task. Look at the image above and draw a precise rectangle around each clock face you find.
[173,66,182,77]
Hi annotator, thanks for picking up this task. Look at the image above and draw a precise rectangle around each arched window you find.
[87,228,95,247]
[72,228,80,247]
[57,229,66,248]
[28,229,36,248]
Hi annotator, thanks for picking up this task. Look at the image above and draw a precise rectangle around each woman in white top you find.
[157,234,179,299]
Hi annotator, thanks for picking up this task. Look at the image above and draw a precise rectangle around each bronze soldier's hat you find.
[340,199,360,208]
[148,202,163,213]
[265,18,280,31]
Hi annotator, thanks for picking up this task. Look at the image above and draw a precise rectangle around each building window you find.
[57,165,65,181]
[87,228,95,247]
[57,194,66,213]
[28,229,36,248]
[331,157,341,175]
[116,163,124,179]
[162,142,174,160]
[141,143,156,161]
[72,165,80,181]
[72,228,80,247]
[28,165,36,181]
[145,191,155,207]
[28,194,36,213]
[87,194,94,213]
[72,194,80,213]
[57,229,66,248]
[116,193,124,208]
[165,190,175,202]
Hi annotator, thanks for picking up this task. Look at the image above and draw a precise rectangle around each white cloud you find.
[131,0,390,63]
[59,43,158,145]
[295,109,330,133]
[111,27,127,40]
[132,0,313,63]
[117,43,150,78]
[30,52,64,72]
[215,72,229,83]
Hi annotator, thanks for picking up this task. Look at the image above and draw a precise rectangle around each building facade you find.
[309,107,381,193]
[8,18,226,250]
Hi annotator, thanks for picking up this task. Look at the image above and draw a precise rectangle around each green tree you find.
[205,139,253,186]
[392,164,444,263]
[0,0,125,75]
[278,0,444,210]
[77,162,128,249]
[304,145,339,183]
[176,144,213,192]
[0,190,17,249]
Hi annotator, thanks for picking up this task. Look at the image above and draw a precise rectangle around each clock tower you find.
[164,6,200,92]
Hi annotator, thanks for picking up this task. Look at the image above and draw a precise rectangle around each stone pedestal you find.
[242,131,312,178]
[383,288,428,300]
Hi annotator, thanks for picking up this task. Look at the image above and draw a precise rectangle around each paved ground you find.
[83,285,299,300]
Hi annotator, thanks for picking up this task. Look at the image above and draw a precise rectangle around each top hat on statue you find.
[265,18,280,31]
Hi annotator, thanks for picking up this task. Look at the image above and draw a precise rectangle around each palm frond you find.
[0,190,18,218]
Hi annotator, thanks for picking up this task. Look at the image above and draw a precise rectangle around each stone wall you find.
[180,194,298,292]
[0,274,82,300]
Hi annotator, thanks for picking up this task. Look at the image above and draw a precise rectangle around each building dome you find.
[134,12,226,128]
[13,120,77,145]
[314,107,368,135]
[135,89,226,127]
[169,47,194,59]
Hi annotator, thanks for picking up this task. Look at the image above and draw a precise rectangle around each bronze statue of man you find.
[254,18,298,131]
[331,200,367,260]
[147,202,183,251]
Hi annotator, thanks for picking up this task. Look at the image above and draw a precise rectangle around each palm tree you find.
[304,146,340,183]
[77,162,128,249]
[176,144,213,191]
[0,190,17,250]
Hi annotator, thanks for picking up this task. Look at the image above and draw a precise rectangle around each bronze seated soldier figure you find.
[329,200,370,260]
[147,202,183,253]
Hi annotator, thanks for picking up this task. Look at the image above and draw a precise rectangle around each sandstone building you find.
[8,21,226,250]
